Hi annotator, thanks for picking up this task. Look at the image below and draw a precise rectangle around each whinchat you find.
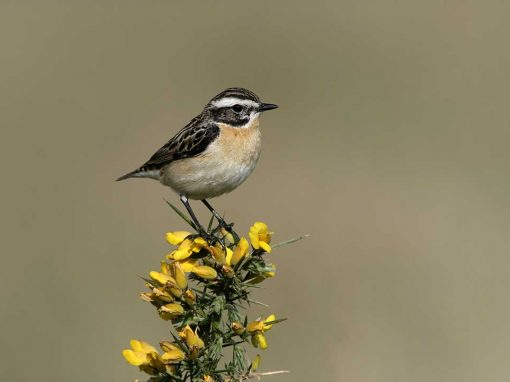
[117,87,278,232]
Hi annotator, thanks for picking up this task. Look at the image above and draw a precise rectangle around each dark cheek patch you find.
[215,108,250,126]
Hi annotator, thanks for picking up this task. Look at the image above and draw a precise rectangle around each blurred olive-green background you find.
[2,1,510,381]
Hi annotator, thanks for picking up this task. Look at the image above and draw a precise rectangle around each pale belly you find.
[160,123,262,200]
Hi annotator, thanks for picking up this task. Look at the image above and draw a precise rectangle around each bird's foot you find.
[190,229,220,246]
[218,219,234,233]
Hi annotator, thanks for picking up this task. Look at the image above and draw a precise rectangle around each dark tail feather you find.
[116,170,139,181]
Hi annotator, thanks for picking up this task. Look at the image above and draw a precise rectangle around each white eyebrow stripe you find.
[211,98,259,108]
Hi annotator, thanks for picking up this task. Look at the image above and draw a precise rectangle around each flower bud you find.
[191,265,218,280]
[231,322,245,335]
[184,289,196,306]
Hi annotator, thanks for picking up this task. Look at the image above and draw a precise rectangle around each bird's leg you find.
[201,199,239,247]
[201,199,234,232]
[179,194,208,237]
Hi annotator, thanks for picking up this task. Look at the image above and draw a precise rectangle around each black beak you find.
[258,103,278,112]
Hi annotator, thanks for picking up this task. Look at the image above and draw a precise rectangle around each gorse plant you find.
[122,202,302,381]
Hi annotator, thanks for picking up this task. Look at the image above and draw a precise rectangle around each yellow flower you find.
[231,237,249,265]
[148,263,184,299]
[168,237,207,261]
[248,263,276,284]
[159,303,184,320]
[179,325,205,359]
[160,342,186,363]
[159,340,179,352]
[231,322,245,335]
[220,227,235,244]
[176,258,200,272]
[202,375,214,382]
[149,271,176,286]
[246,321,266,332]
[207,244,232,265]
[158,342,186,364]
[249,222,272,253]
[122,340,158,366]
[247,314,276,350]
[184,289,196,306]
[140,292,154,302]
[191,265,218,280]
[166,231,191,245]
[221,264,235,278]
[140,286,174,304]
[179,325,205,348]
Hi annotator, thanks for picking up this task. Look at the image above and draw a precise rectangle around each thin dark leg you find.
[201,199,236,234]
[180,194,205,233]
[201,199,239,244]
[201,200,227,225]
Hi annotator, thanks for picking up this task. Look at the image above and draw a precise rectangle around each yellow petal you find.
[193,237,208,247]
[178,259,199,272]
[173,262,187,290]
[184,289,196,306]
[160,303,184,315]
[130,339,158,354]
[246,321,265,333]
[152,287,174,302]
[147,353,166,372]
[221,265,234,278]
[122,349,147,366]
[161,348,185,362]
[231,322,245,335]
[251,354,261,371]
[172,247,193,261]
[159,341,180,353]
[259,241,272,253]
[189,334,205,350]
[130,339,143,351]
[149,271,176,286]
[249,231,260,249]
[208,245,226,264]
[231,237,249,265]
[166,231,191,246]
[191,265,218,280]
[158,311,174,321]
[252,333,268,349]
[253,222,268,230]
[263,314,276,330]
[160,261,172,275]
[225,247,233,266]
[140,292,154,302]
[220,228,235,244]
[179,325,205,350]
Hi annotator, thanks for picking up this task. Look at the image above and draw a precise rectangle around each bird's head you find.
[205,87,278,128]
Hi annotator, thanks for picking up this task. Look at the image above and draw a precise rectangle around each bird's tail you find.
[116,167,160,181]
[116,170,139,181]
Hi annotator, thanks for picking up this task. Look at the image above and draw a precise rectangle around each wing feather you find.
[141,117,220,169]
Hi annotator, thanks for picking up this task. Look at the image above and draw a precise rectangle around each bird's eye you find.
[232,104,243,113]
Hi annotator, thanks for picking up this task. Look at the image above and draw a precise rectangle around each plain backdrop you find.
[1,1,510,381]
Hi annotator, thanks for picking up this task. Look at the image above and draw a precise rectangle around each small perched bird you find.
[117,87,278,232]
